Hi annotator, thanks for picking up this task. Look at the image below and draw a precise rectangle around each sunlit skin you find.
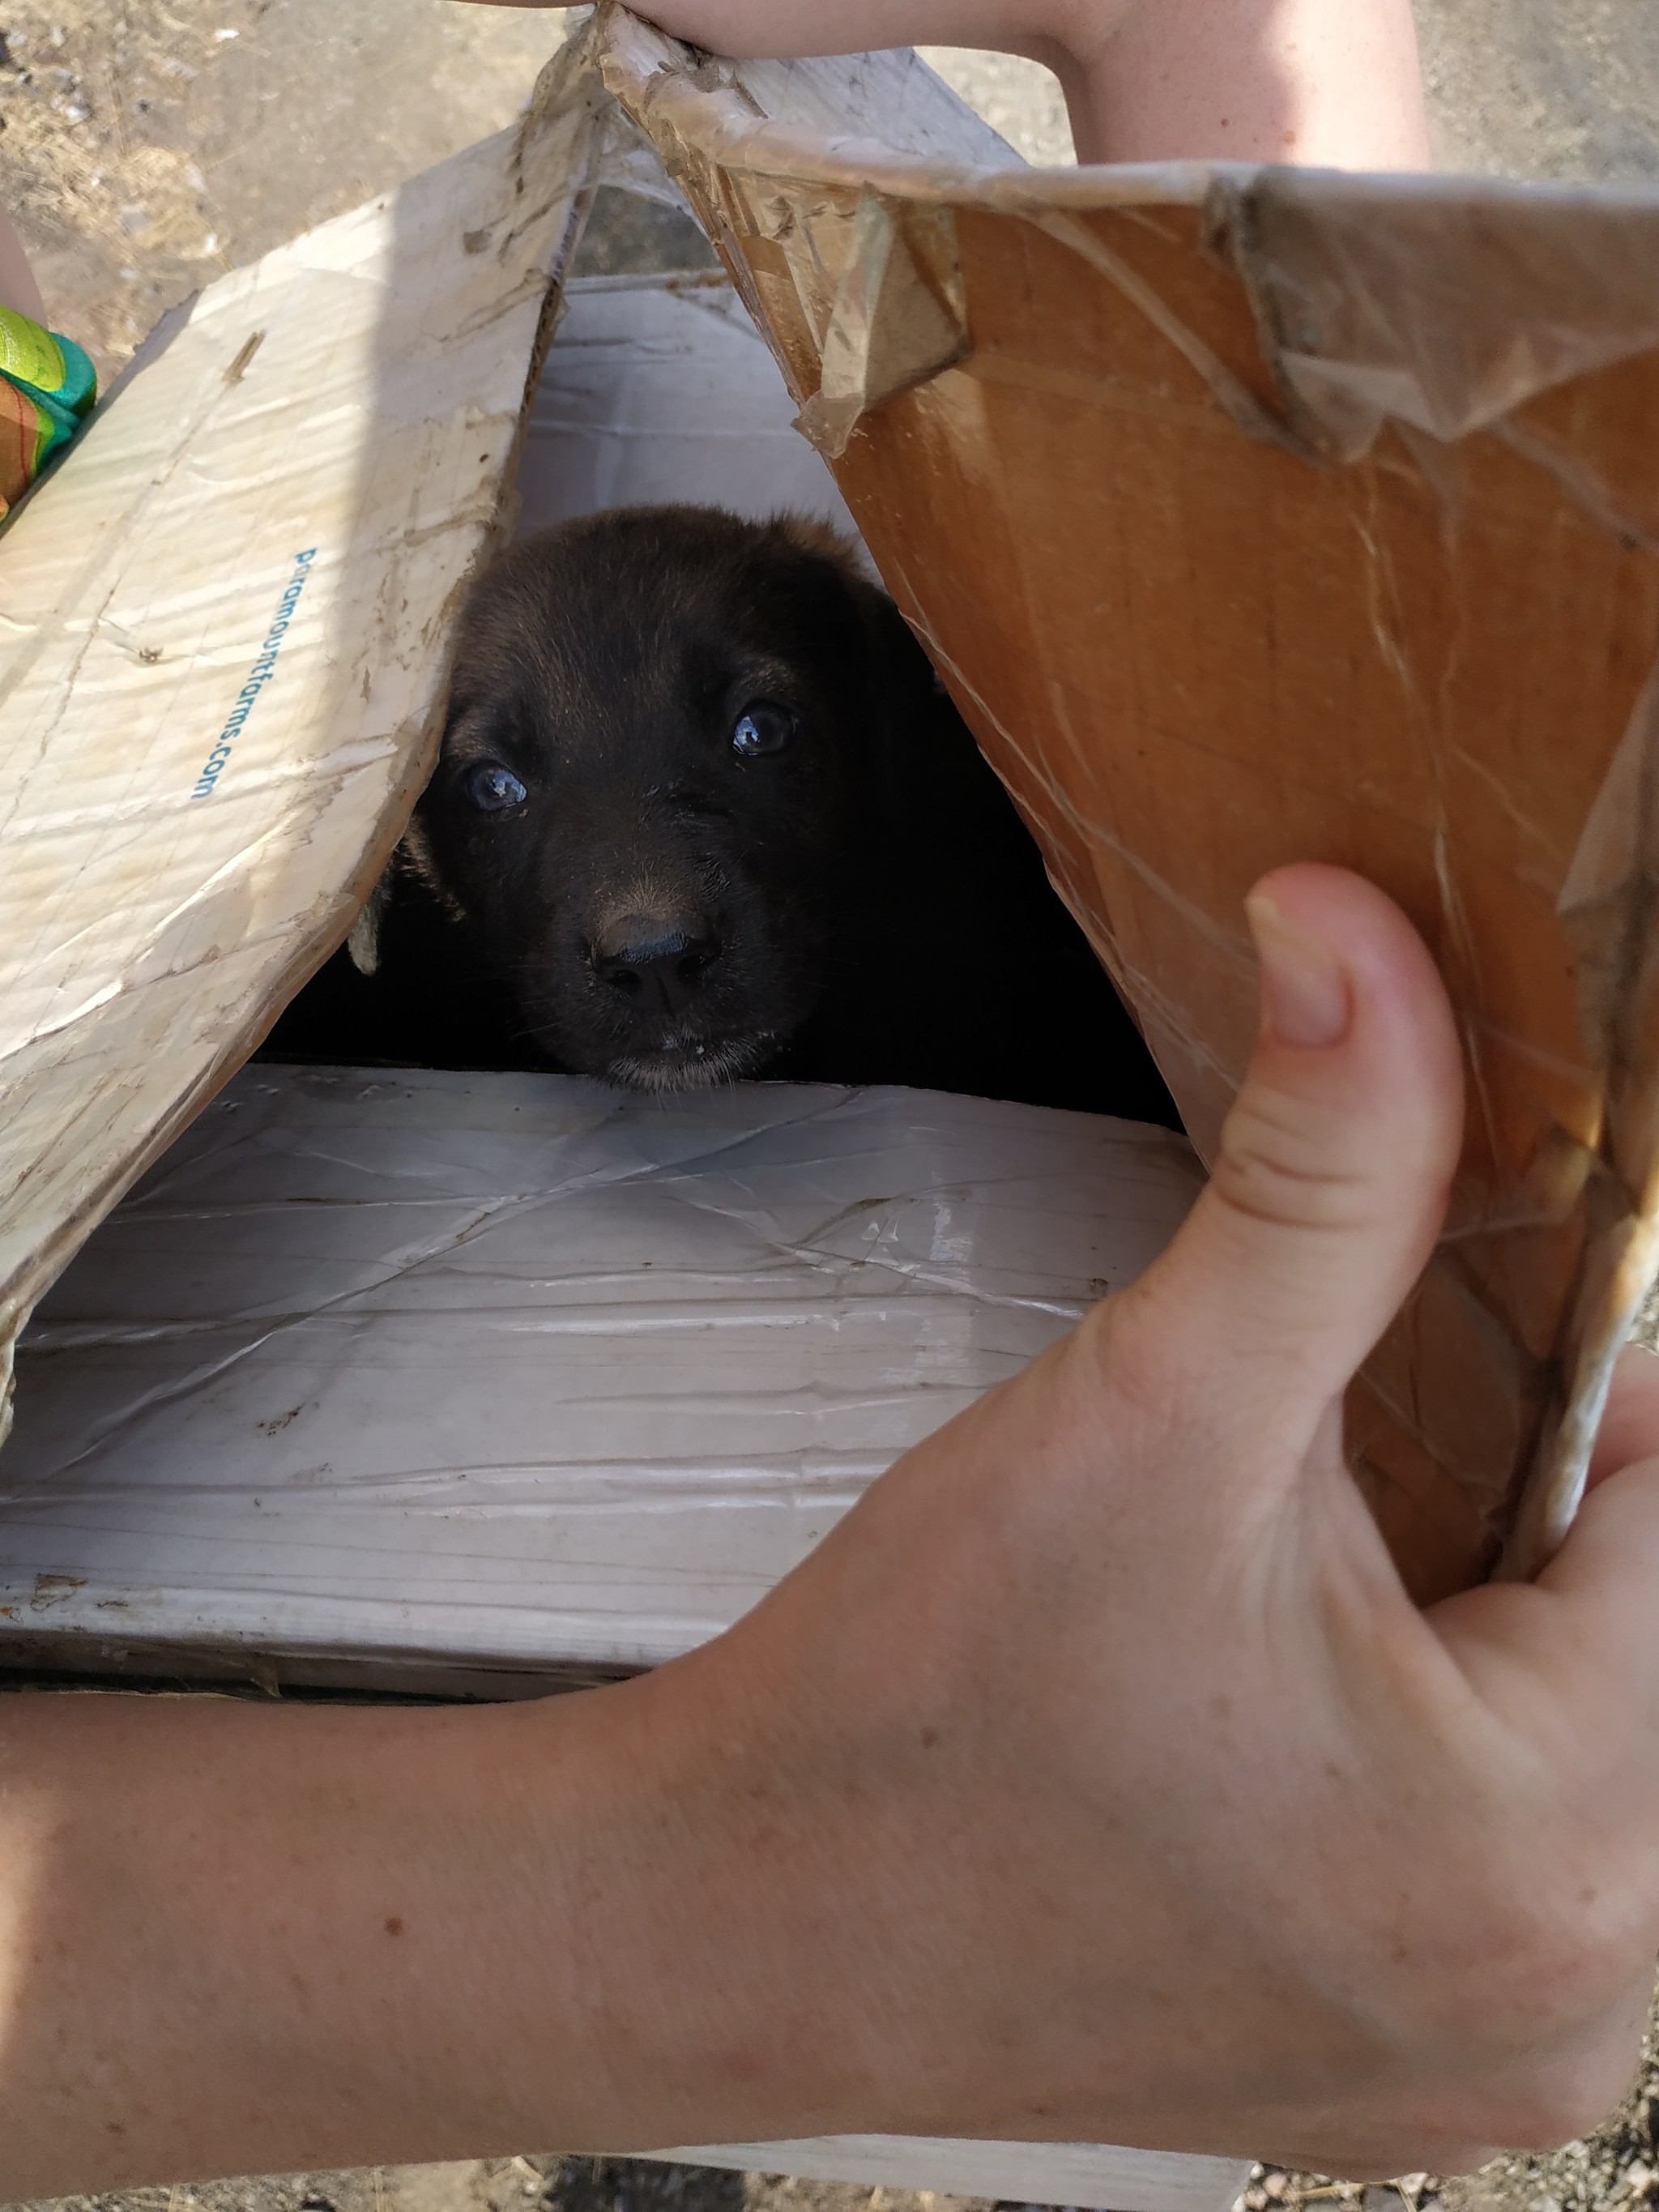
[480,0,1432,169]
[2,867,1658,2194]
[6,12,1657,2197]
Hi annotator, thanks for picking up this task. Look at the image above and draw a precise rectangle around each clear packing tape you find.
[595,6,1659,1596]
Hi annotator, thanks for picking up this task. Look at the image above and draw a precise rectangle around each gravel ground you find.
[2,6,1657,2212]
[0,0,569,379]
[2,2154,990,2212]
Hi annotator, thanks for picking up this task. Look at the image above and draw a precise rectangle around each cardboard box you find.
[599,11,1659,1596]
[16,16,1647,2192]
[0,45,594,1447]
[0,186,1214,1685]
[12,18,1658,1650]
[0,58,1242,2202]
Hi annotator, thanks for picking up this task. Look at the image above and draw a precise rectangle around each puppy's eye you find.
[731,702,794,759]
[461,760,528,812]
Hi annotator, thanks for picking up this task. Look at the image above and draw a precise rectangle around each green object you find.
[0,302,97,467]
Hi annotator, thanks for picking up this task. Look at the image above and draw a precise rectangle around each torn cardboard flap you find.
[0,43,595,1441]
[795,191,970,459]
[1217,169,1659,460]
[598,6,1659,1596]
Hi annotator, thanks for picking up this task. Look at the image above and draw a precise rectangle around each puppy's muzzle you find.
[590,911,721,1024]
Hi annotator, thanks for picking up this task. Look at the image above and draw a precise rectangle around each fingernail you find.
[1244,892,1353,1048]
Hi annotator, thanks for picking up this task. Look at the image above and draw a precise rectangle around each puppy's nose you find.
[591,912,720,1018]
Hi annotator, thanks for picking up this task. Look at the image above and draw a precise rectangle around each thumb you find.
[1131,865,1465,1432]
[1585,1343,1659,1495]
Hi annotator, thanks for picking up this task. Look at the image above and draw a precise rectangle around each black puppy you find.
[267,506,1176,1125]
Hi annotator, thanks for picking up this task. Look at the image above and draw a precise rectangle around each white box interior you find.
[0,254,1199,1696]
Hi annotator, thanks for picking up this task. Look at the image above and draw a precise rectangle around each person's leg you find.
[625,0,1431,169]
[0,206,46,323]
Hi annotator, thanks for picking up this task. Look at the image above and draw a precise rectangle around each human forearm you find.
[625,0,1431,167]
[1069,0,1430,166]
[0,1644,978,2197]
[0,1676,756,2194]
[9,865,1659,2191]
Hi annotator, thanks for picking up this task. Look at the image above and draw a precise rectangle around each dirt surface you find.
[1414,0,1659,183]
[0,0,573,380]
[2,5,1657,2212]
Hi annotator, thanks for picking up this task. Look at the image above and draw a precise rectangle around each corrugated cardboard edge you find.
[0,36,601,1448]
[597,4,1659,1579]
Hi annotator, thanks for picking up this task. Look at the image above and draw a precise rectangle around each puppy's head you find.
[412,506,914,1091]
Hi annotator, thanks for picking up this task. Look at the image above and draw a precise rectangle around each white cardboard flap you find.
[0,60,594,1437]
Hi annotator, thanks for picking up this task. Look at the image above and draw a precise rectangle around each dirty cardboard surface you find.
[0,54,597,1446]
[598,11,1659,1599]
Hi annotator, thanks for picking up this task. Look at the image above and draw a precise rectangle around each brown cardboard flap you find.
[599,6,1659,1596]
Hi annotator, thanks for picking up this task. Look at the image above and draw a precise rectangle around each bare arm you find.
[6,864,1659,2193]
[1068,0,1431,166]
[504,0,1432,168]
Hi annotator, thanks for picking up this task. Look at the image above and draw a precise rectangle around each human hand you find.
[584,864,1659,2174]
[6,868,1655,2195]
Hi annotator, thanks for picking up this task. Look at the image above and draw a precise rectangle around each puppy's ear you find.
[842,571,947,826]
[346,865,391,976]
[772,515,942,819]
[769,517,931,681]
[399,812,469,924]
[772,514,868,579]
